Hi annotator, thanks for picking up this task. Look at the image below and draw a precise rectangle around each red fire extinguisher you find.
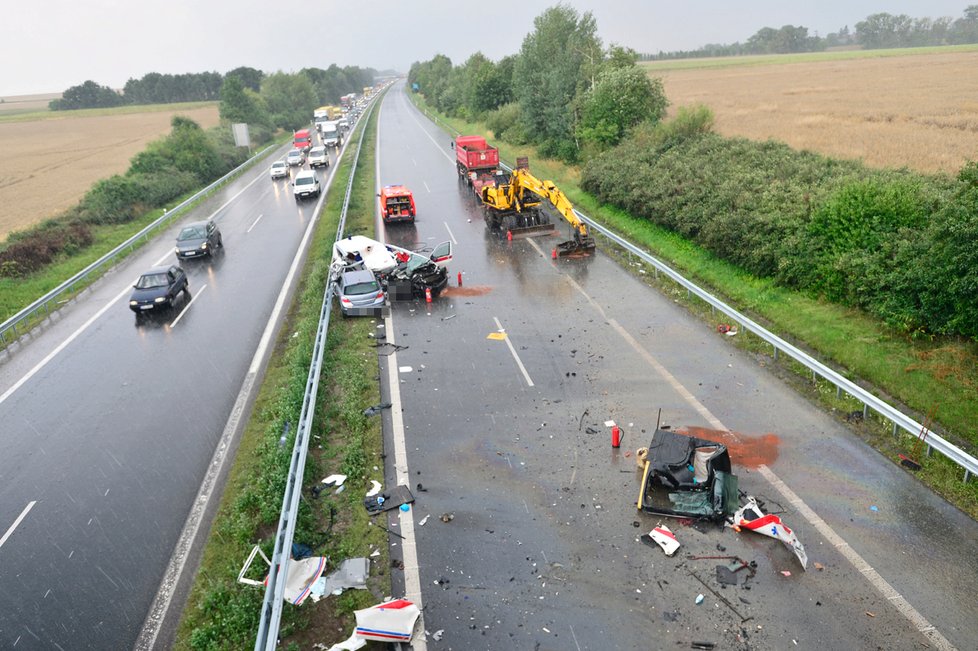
[611,425,621,448]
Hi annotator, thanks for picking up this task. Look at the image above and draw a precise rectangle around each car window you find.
[136,273,169,289]
[344,280,379,295]
[178,226,206,240]
[296,176,314,186]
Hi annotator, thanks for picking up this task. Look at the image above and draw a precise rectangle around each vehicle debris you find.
[363,403,392,417]
[366,480,383,498]
[364,485,415,513]
[637,427,739,520]
[440,513,454,523]
[691,642,716,650]
[730,496,808,570]
[322,474,347,487]
[641,525,680,556]
[418,515,430,526]
[689,570,753,623]
[325,599,421,650]
[310,558,370,602]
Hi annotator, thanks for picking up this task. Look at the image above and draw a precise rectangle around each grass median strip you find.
[175,106,389,650]
[409,93,978,518]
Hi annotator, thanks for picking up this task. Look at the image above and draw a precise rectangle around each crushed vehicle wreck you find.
[636,427,739,521]
[331,235,452,301]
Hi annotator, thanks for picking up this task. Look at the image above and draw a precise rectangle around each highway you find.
[1,84,976,651]
[0,141,342,650]
[374,84,978,650]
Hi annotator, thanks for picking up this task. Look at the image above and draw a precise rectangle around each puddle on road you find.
[442,285,493,297]
[678,426,781,468]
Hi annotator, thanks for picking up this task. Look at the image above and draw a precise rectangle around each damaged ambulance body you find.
[332,235,452,301]
[637,428,739,521]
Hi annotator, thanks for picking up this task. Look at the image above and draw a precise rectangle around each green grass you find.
[409,92,978,518]
[0,100,219,124]
[640,43,978,72]
[175,101,390,650]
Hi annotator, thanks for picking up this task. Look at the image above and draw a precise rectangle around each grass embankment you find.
[640,43,978,72]
[175,106,389,650]
[408,93,978,518]
[0,100,219,124]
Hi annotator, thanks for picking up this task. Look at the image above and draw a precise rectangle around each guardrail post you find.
[892,422,899,437]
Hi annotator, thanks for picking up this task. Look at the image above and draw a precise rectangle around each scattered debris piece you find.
[689,570,753,623]
[327,599,420,650]
[391,559,405,570]
[370,549,381,557]
[691,643,716,650]
[284,556,328,605]
[432,630,444,641]
[366,480,383,497]
[418,515,430,526]
[310,558,370,602]
[364,485,415,514]
[440,513,455,523]
[322,474,347,487]
[695,594,705,605]
[416,483,427,492]
[643,526,681,556]
[866,611,876,618]
[813,562,824,571]
[716,565,740,586]
[363,403,392,417]
[869,505,879,512]
[399,504,410,512]
[291,543,313,560]
[780,571,792,577]
[730,496,808,570]
[604,420,616,427]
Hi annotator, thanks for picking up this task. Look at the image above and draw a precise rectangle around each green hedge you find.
[582,128,978,338]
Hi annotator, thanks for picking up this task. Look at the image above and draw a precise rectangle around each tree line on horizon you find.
[49,64,377,112]
[642,5,978,59]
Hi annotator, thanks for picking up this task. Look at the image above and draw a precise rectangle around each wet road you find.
[376,84,977,650]
[0,141,342,649]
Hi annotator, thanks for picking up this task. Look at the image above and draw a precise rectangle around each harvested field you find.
[0,104,219,242]
[647,50,978,174]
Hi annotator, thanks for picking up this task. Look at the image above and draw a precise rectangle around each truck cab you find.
[379,185,416,224]
[293,129,313,152]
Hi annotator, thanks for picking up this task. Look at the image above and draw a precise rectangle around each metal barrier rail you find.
[418,100,977,483]
[254,96,378,651]
[0,144,274,348]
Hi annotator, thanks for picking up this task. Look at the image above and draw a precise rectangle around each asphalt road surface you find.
[375,84,978,651]
[0,137,342,650]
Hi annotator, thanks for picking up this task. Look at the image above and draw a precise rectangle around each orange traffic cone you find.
[506,230,513,241]
[457,271,463,287]
[551,247,558,260]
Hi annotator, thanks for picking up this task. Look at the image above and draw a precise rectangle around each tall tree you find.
[513,4,601,160]
[226,66,264,92]
[260,72,318,130]
[576,66,667,150]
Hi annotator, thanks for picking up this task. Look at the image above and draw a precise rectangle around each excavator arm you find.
[481,164,596,256]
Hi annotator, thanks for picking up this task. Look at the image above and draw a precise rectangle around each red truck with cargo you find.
[455,136,502,196]
[293,128,313,152]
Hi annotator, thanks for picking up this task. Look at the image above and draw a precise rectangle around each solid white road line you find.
[531,239,957,651]
[0,501,36,549]
[380,96,428,650]
[443,222,458,244]
[247,213,264,233]
[493,316,534,387]
[423,181,430,193]
[169,284,206,328]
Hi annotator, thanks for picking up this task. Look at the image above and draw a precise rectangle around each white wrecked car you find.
[331,235,452,301]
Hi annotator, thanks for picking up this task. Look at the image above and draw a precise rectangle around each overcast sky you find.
[2,0,973,96]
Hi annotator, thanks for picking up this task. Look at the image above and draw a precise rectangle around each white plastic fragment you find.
[366,480,383,497]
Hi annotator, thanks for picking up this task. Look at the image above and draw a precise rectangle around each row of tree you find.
[643,6,978,59]
[50,64,375,113]
[409,6,667,162]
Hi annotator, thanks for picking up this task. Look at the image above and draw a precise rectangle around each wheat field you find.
[648,49,978,174]
[0,104,220,242]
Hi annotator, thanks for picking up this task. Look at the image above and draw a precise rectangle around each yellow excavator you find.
[480,158,596,256]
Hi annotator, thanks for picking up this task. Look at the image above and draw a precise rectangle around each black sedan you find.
[175,220,223,259]
[129,265,189,313]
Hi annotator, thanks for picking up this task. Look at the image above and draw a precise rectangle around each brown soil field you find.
[0,105,219,242]
[653,51,978,174]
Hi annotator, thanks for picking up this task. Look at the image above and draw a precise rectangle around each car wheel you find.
[218,235,223,249]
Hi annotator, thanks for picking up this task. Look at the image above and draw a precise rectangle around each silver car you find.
[308,146,329,168]
[336,268,386,316]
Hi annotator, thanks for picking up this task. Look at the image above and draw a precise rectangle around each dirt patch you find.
[677,426,781,468]
[442,285,493,297]
[0,105,219,242]
[654,51,978,173]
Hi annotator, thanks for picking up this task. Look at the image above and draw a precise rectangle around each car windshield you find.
[177,226,206,241]
[136,273,169,289]
[296,176,315,186]
[288,151,301,158]
[311,148,325,156]
[400,252,431,273]
[345,280,379,295]
[272,162,286,169]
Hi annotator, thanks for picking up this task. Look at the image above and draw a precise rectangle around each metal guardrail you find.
[254,95,378,651]
[0,144,274,348]
[417,100,977,483]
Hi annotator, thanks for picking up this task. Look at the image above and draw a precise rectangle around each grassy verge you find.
[0,100,219,124]
[640,43,978,72]
[408,93,978,518]
[0,136,289,337]
[175,104,389,650]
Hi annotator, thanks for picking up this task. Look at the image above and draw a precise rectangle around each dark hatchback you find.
[129,265,189,313]
[175,220,222,259]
